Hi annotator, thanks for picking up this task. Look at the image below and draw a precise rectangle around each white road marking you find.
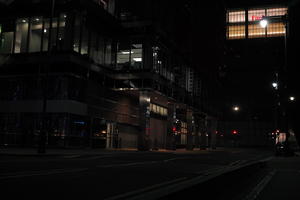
[243,170,277,200]
[0,168,89,180]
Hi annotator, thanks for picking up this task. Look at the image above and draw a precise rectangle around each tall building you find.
[0,0,223,150]
[220,0,300,147]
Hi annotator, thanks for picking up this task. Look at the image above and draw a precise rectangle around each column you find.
[138,91,151,151]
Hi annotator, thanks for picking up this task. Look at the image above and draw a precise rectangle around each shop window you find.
[14,18,29,53]
[267,8,287,17]
[227,25,245,39]
[73,15,81,53]
[248,9,265,22]
[227,10,245,23]
[42,19,50,51]
[267,22,285,37]
[248,24,265,38]
[80,23,89,55]
[0,30,14,53]
[29,17,43,52]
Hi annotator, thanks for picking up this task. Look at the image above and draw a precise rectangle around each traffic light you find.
[232,130,238,135]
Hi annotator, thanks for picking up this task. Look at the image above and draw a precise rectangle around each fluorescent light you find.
[121,51,134,54]
[133,58,142,62]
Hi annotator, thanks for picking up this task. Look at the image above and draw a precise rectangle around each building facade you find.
[0,0,222,150]
[221,1,292,147]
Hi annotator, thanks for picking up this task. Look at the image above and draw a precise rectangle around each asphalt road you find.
[0,148,273,199]
[252,155,300,200]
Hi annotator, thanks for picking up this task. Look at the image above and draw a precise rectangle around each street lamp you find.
[233,106,240,112]
[260,14,290,152]
[272,82,278,90]
[289,96,295,102]
[259,19,268,28]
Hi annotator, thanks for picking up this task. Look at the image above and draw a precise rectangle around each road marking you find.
[77,155,115,160]
[104,177,187,200]
[62,155,81,158]
[0,168,89,180]
[163,158,182,162]
[97,161,157,168]
[243,170,277,200]
[97,157,183,168]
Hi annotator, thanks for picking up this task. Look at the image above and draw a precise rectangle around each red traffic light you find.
[232,130,238,135]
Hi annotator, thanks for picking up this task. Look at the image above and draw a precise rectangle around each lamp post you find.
[260,14,289,149]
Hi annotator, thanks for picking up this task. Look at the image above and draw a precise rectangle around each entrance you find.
[106,122,119,148]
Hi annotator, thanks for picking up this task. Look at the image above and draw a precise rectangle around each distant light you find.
[272,82,278,89]
[233,106,240,111]
[44,29,47,33]
[232,130,238,135]
[133,58,142,62]
[289,96,295,101]
[260,19,268,28]
[35,18,40,22]
[121,51,133,54]
[22,19,27,23]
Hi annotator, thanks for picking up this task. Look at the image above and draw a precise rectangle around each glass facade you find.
[0,14,66,53]
[227,7,287,39]
[152,46,174,82]
[116,42,143,70]
[0,12,117,68]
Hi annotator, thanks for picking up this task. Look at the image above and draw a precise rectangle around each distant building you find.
[221,1,291,147]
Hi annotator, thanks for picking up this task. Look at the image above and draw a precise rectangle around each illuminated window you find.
[227,25,245,39]
[0,24,14,53]
[163,108,168,116]
[153,104,157,113]
[248,9,265,22]
[150,103,167,116]
[267,22,285,37]
[15,18,29,53]
[228,11,245,23]
[267,8,287,17]
[248,24,265,38]
[131,44,143,69]
[117,43,143,70]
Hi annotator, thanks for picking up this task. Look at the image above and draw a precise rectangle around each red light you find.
[232,130,238,135]
[172,127,176,132]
